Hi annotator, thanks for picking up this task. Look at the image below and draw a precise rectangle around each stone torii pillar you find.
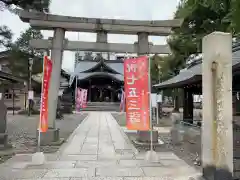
[202,32,233,179]
[135,32,159,147]
[137,32,149,55]
[38,28,65,145]
[97,30,108,43]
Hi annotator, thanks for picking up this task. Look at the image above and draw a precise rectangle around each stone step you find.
[87,102,120,106]
[82,107,120,111]
[81,102,121,111]
[86,105,119,108]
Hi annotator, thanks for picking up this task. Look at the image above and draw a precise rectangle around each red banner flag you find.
[124,56,150,130]
[39,56,53,132]
[76,88,82,112]
[81,89,88,108]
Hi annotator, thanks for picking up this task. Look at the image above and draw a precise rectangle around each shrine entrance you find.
[90,86,112,102]
[77,75,123,102]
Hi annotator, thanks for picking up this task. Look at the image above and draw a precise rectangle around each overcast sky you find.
[0,0,180,72]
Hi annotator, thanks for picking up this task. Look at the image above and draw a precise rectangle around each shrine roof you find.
[0,70,24,83]
[76,72,124,81]
[154,43,240,89]
[74,60,124,74]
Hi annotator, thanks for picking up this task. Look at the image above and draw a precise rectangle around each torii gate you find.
[18,10,183,144]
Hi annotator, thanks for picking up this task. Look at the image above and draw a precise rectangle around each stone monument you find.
[202,32,233,179]
[56,96,63,119]
[170,112,183,145]
[0,99,11,150]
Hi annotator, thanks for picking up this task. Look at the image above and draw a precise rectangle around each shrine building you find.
[69,57,124,102]
[154,41,240,125]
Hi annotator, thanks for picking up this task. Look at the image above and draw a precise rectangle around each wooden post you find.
[183,88,193,124]
[12,84,15,115]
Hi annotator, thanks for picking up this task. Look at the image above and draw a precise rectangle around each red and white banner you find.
[124,56,150,130]
[81,89,88,108]
[75,88,88,110]
[76,88,82,112]
[39,56,53,132]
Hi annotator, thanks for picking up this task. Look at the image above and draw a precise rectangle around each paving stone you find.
[80,150,98,155]
[60,154,97,161]
[124,178,174,180]
[63,149,82,155]
[1,112,201,179]
[172,172,202,180]
[97,155,117,160]
[142,167,178,177]
[6,154,59,164]
[72,178,123,180]
[6,162,29,169]
[38,178,70,180]
[159,159,188,167]
[116,152,136,160]
[75,160,118,168]
[82,144,98,149]
[43,168,95,178]
[26,161,76,169]
[157,153,180,160]
[135,152,179,160]
[98,147,115,153]
[119,160,163,167]
[62,137,83,154]
[0,169,48,180]
[142,166,198,177]
[96,167,144,177]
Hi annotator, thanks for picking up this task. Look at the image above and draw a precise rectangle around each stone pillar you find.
[0,83,11,150]
[202,32,233,179]
[137,32,149,55]
[136,32,159,145]
[48,28,65,127]
[38,28,65,145]
[96,31,108,43]
[183,88,193,124]
[173,88,180,112]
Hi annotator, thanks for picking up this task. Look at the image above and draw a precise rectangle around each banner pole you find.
[148,56,153,152]
[37,53,47,152]
[75,75,78,112]
[156,98,159,125]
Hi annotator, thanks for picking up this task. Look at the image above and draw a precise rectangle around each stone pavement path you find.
[0,112,202,180]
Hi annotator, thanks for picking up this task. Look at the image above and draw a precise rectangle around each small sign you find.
[58,90,63,96]
[151,93,157,108]
[157,94,162,103]
[28,91,34,100]
[0,93,2,100]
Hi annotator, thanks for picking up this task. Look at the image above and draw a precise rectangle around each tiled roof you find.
[74,61,98,74]
[73,60,123,74]
[69,60,124,86]
[154,44,240,89]
[77,72,123,81]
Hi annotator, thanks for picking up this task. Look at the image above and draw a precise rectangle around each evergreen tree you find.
[8,27,44,78]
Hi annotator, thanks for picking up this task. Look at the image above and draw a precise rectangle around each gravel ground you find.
[112,112,202,171]
[0,113,88,163]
